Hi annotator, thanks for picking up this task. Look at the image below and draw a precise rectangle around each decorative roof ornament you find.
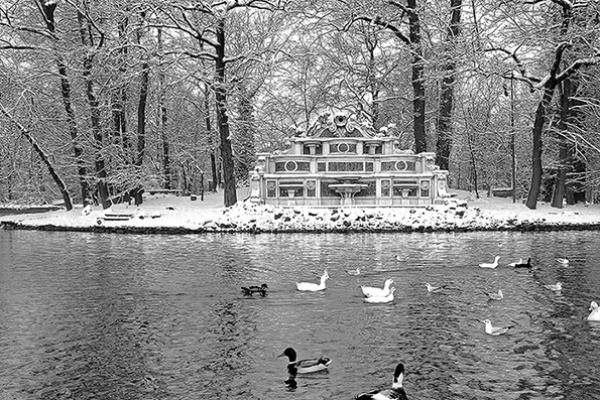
[304,111,390,139]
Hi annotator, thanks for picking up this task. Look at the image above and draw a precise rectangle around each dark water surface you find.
[0,230,599,399]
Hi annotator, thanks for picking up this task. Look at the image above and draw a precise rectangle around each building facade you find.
[249,112,451,207]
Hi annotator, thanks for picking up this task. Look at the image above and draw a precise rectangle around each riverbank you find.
[1,190,600,234]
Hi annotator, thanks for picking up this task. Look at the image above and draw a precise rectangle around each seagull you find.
[479,256,500,269]
[484,289,503,301]
[425,283,447,293]
[364,287,396,304]
[346,268,361,276]
[354,363,408,400]
[544,282,562,291]
[556,258,569,265]
[361,279,394,297]
[587,301,600,321]
[514,258,532,268]
[483,319,513,336]
[508,258,523,267]
[296,270,329,292]
[278,347,332,375]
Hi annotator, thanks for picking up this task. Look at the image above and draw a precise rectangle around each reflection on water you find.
[1,230,600,399]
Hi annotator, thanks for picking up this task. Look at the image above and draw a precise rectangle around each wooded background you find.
[1,0,599,210]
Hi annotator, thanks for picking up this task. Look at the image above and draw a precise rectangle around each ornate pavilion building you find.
[249,112,451,207]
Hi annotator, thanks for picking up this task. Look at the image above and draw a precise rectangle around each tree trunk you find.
[132,58,150,206]
[204,86,218,192]
[112,16,128,147]
[467,128,479,199]
[435,0,462,171]
[526,86,555,209]
[214,18,237,207]
[235,85,257,183]
[407,0,427,154]
[39,1,89,203]
[158,28,171,189]
[77,12,110,209]
[0,105,73,210]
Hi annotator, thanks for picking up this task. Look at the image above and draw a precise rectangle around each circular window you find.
[335,115,347,126]
[285,160,297,172]
[338,143,350,153]
[421,180,430,190]
[395,161,407,171]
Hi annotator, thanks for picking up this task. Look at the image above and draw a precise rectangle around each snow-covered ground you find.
[1,189,600,233]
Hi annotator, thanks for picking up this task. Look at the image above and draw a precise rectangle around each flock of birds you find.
[239,253,600,399]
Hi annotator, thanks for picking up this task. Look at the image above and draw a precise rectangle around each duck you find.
[278,347,332,375]
[394,255,402,262]
[479,256,500,269]
[544,282,562,291]
[587,301,600,321]
[355,363,408,400]
[482,319,513,336]
[364,287,396,304]
[514,258,532,268]
[241,283,268,296]
[508,258,523,267]
[425,283,447,293]
[556,258,569,265]
[346,268,361,276]
[296,270,328,292]
[484,289,503,301]
[361,278,394,298]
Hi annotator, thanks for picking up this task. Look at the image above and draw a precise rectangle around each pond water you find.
[0,229,599,399]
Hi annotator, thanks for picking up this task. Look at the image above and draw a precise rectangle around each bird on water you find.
[361,278,394,298]
[479,256,500,269]
[278,347,332,375]
[355,363,408,400]
[241,284,268,296]
[296,270,329,292]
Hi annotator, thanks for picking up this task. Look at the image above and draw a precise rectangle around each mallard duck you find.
[544,282,562,291]
[361,278,394,297]
[479,256,500,269]
[587,301,600,321]
[482,319,513,336]
[508,258,523,267]
[278,347,332,374]
[355,363,408,400]
[514,258,532,268]
[364,287,396,304]
[296,270,328,291]
[425,283,447,293]
[241,284,268,296]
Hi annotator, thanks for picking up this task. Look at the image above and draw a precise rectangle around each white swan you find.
[361,278,394,298]
[479,256,500,269]
[588,301,600,321]
[296,270,328,292]
[364,287,396,304]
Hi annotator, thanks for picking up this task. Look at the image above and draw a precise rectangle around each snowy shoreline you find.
[2,193,600,235]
